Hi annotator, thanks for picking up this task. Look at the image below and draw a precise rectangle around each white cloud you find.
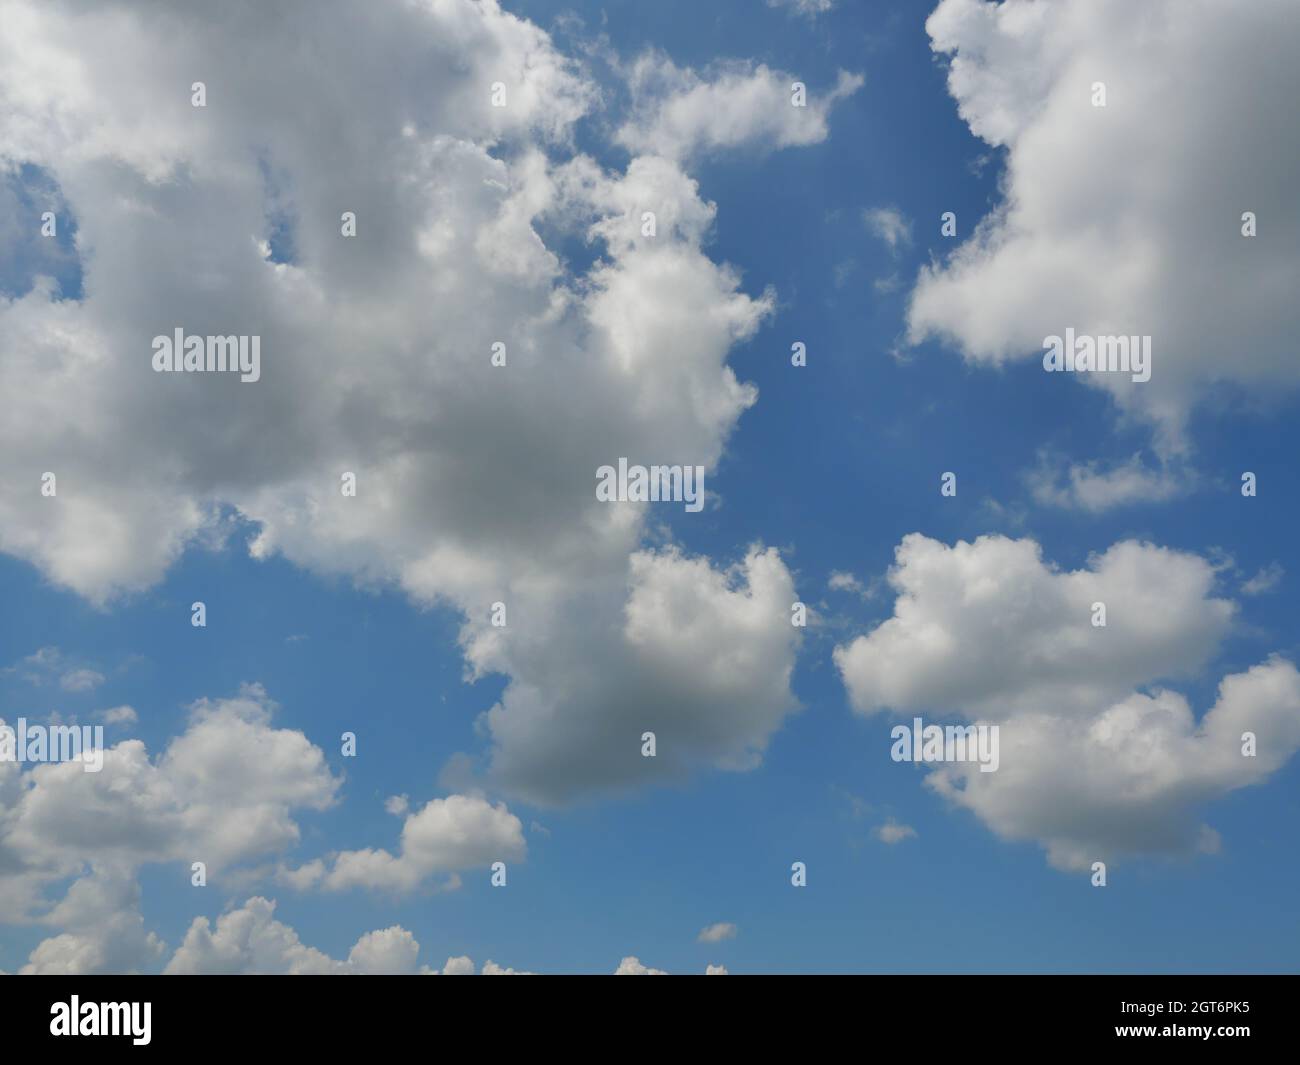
[6,647,109,690]
[705,963,729,974]
[59,668,104,693]
[615,955,667,975]
[484,546,802,802]
[481,960,532,975]
[0,0,842,973]
[0,0,804,810]
[1242,562,1284,597]
[908,0,1300,452]
[345,926,424,975]
[439,955,531,974]
[322,794,525,895]
[828,570,868,596]
[836,534,1234,720]
[925,660,1300,870]
[274,859,325,893]
[875,819,917,844]
[98,705,138,725]
[3,647,59,682]
[1027,453,1190,512]
[21,869,165,975]
[0,684,339,922]
[835,534,1300,868]
[0,685,529,969]
[863,206,912,252]
[616,53,862,160]
[697,921,737,943]
[768,0,834,16]
[164,897,425,974]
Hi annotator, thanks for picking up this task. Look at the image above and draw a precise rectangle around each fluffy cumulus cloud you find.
[613,956,726,974]
[615,955,667,975]
[479,960,531,975]
[486,545,802,802]
[837,534,1234,720]
[616,52,862,160]
[321,794,526,894]
[2,695,526,975]
[99,705,138,726]
[0,0,810,816]
[20,869,165,974]
[1,686,339,922]
[165,897,427,974]
[439,955,531,974]
[0,0,835,969]
[835,534,1300,869]
[907,0,1300,451]
[164,898,531,974]
[0,684,392,971]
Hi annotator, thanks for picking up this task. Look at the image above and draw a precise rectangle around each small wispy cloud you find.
[98,705,138,726]
[768,0,834,17]
[875,820,917,845]
[1026,452,1190,513]
[616,53,862,161]
[6,647,108,693]
[59,668,105,693]
[828,570,876,600]
[697,921,738,944]
[1242,562,1284,596]
[862,206,913,252]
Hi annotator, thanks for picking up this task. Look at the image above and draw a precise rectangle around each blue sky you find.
[1,0,1297,974]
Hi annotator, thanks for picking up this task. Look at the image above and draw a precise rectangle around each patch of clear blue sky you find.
[1,163,83,299]
[1,0,1297,972]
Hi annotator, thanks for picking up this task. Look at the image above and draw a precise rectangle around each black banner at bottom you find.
[1,974,1291,1052]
